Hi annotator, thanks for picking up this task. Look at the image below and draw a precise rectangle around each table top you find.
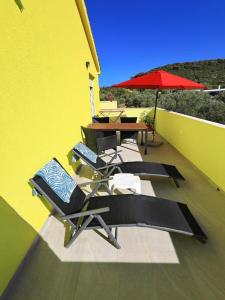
[88,122,148,131]
[99,108,125,113]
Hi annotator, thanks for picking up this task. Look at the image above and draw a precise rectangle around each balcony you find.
[2,110,225,300]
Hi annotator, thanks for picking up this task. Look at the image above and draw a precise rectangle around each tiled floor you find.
[3,138,225,300]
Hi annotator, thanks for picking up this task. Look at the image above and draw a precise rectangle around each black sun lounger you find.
[73,142,185,187]
[30,158,207,249]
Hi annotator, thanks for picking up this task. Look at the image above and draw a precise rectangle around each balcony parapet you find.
[156,109,225,193]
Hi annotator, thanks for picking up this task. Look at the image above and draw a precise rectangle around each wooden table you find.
[88,122,148,154]
[98,108,125,122]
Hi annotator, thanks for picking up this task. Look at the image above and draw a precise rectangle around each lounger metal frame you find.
[30,178,121,249]
[30,155,206,250]
[73,148,181,187]
[31,175,207,249]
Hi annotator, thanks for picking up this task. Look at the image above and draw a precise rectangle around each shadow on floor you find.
[2,140,225,300]
[0,196,37,296]
[2,229,225,300]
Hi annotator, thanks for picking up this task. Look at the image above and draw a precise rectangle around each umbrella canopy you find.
[112,69,206,90]
[112,70,206,145]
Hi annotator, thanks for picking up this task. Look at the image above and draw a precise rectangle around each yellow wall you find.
[99,102,225,192]
[0,0,100,294]
[156,109,225,192]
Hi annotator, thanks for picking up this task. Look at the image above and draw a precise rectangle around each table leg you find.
[144,129,148,155]
[140,131,143,145]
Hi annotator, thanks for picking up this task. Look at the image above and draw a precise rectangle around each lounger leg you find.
[118,153,124,163]
[113,151,124,163]
[63,224,74,246]
[65,215,94,247]
[95,215,121,249]
[66,215,121,249]
[108,150,119,163]
[173,178,180,188]
[103,182,112,195]
[115,227,118,240]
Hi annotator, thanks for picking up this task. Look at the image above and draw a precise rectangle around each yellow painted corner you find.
[0,0,100,294]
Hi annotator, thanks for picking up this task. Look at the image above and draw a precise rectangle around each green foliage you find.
[100,88,225,125]
[101,87,157,108]
[158,91,225,124]
[100,59,225,125]
[134,59,225,89]
[214,91,225,103]
[139,110,154,126]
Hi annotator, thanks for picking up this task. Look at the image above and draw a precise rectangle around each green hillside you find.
[133,59,225,89]
[100,59,225,125]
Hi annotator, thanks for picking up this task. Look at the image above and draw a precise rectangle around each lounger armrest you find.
[60,207,110,220]
[97,163,122,171]
[78,177,113,187]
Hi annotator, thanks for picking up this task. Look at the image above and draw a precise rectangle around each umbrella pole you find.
[148,90,163,147]
[152,90,159,142]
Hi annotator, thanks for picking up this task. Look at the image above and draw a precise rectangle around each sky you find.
[85,0,225,87]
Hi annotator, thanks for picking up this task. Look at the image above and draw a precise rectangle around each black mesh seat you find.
[85,194,206,241]
[86,195,192,231]
[31,159,207,249]
[116,162,184,180]
[73,144,185,187]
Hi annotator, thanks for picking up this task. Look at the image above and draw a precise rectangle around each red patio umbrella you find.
[112,70,206,145]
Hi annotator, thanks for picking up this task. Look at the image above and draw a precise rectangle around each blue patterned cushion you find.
[74,142,97,163]
[36,159,76,203]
